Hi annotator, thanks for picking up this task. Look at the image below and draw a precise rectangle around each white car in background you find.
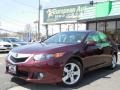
[0,39,12,52]
[1,37,28,47]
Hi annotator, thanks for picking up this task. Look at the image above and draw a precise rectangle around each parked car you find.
[5,31,118,87]
[0,39,12,52]
[1,37,28,47]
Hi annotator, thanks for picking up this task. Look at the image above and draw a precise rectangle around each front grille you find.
[15,70,29,78]
[4,45,11,47]
[10,56,28,63]
[0,49,6,50]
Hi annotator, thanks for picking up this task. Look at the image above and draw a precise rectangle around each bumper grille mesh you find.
[10,56,28,63]
[4,45,11,47]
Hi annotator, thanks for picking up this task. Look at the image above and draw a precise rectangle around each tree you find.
[24,24,33,42]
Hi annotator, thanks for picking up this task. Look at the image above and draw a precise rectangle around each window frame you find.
[85,33,101,43]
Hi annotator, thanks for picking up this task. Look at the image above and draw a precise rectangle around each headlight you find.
[34,52,64,61]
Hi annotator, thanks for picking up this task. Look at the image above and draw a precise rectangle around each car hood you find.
[0,41,11,45]
[13,42,28,45]
[11,42,74,54]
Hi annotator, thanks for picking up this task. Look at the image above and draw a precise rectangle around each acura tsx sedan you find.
[6,31,118,87]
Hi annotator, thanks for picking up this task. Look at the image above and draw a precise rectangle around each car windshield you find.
[0,38,4,42]
[44,32,86,44]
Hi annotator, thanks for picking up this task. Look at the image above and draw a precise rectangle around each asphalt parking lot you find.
[0,53,120,90]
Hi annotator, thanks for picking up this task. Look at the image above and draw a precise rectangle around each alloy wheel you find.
[62,62,81,85]
[111,55,117,69]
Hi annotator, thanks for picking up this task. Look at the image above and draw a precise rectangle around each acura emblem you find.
[15,53,18,58]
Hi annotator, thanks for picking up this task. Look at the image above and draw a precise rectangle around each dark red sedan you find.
[6,31,118,87]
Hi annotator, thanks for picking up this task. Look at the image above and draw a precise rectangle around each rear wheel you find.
[62,60,83,87]
[110,55,117,69]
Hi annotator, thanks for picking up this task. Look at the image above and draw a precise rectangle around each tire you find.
[110,54,117,69]
[61,60,83,87]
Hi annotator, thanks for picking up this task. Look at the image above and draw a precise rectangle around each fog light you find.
[37,73,44,80]
[33,72,44,80]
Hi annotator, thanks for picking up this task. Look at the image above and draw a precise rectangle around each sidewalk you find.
[0,54,7,58]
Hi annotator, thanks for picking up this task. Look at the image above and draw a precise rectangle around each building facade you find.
[43,1,120,43]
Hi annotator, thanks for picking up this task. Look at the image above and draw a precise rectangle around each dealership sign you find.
[44,5,89,23]
[43,1,113,23]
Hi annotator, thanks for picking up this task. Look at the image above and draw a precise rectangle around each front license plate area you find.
[8,64,16,74]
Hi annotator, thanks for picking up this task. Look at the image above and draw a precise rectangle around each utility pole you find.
[38,0,41,40]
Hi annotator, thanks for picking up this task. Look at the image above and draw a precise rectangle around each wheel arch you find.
[113,51,118,61]
[67,56,84,71]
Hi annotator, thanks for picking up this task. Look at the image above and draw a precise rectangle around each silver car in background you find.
[0,37,28,47]
[0,39,12,52]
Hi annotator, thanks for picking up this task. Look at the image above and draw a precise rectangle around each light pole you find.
[34,21,38,41]
[38,0,41,40]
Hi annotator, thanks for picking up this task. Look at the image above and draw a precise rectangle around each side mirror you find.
[40,37,48,43]
[86,40,96,46]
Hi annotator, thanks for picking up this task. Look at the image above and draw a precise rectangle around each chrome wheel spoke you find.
[62,75,69,81]
[71,63,76,71]
[64,67,69,73]
[74,70,80,76]
[70,76,74,82]
[112,55,117,68]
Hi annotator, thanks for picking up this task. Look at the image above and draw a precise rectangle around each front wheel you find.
[62,60,83,87]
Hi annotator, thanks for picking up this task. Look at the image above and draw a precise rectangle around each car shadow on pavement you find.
[75,64,120,89]
[11,77,28,85]
[0,52,9,54]
[11,64,120,90]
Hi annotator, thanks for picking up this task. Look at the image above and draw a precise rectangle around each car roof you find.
[61,30,98,34]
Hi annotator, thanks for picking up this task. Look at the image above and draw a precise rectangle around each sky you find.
[0,0,109,33]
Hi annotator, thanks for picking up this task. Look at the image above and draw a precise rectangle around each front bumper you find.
[6,59,64,84]
[0,47,12,52]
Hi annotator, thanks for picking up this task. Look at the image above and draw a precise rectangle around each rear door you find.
[98,32,112,65]
[83,32,104,70]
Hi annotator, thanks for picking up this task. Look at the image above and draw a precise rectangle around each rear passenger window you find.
[86,33,101,43]
[98,32,107,42]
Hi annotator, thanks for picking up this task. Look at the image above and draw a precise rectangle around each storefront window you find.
[67,24,74,31]
[97,22,105,32]
[117,21,120,43]
[106,21,116,34]
[61,24,68,32]
[88,23,96,30]
[117,21,120,30]
[106,21,116,43]
[48,25,59,35]
[48,25,53,36]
